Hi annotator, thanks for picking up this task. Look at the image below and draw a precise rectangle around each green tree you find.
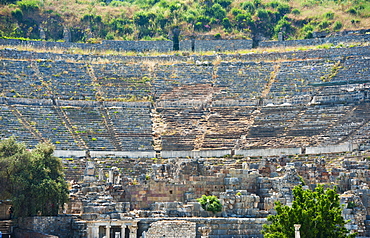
[262,185,356,238]
[0,138,68,217]
[197,195,223,215]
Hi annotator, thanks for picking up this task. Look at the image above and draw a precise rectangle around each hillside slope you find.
[0,0,369,42]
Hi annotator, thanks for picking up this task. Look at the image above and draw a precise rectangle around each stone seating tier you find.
[0,45,369,152]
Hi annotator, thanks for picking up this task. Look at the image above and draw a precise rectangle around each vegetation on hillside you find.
[0,0,369,42]
[262,185,355,238]
[197,195,223,215]
[0,137,68,217]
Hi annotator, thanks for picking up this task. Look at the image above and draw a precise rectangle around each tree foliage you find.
[0,138,68,217]
[197,195,223,215]
[262,185,356,238]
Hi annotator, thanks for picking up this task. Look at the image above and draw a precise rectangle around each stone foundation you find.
[144,220,196,238]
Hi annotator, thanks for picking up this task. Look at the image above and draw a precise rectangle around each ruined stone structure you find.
[34,153,370,237]
[0,35,370,238]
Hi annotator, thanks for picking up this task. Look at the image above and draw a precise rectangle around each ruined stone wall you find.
[138,218,266,238]
[144,220,196,238]
[17,216,76,238]
[0,39,173,52]
[125,181,188,209]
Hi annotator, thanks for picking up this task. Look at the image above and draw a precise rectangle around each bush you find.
[194,22,203,31]
[292,8,300,15]
[318,20,330,29]
[235,13,252,29]
[240,1,255,14]
[346,8,357,15]
[16,0,40,11]
[268,1,280,8]
[231,8,243,16]
[301,23,314,39]
[215,0,232,8]
[277,4,290,15]
[109,0,126,7]
[197,195,223,215]
[206,3,226,20]
[11,9,23,21]
[333,21,343,30]
[324,11,335,19]
[133,11,151,26]
[257,9,270,21]
[274,18,294,38]
[222,17,232,29]
[105,32,114,40]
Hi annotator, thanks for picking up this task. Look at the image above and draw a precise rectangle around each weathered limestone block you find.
[144,220,196,238]
[220,190,260,217]
[84,161,96,182]
[115,202,130,213]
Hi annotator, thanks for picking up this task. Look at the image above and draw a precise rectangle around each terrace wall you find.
[0,32,369,52]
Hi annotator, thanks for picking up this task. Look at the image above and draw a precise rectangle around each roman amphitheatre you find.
[0,31,370,238]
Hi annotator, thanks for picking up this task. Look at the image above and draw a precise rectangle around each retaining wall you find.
[53,143,357,158]
[1,44,370,64]
[0,39,173,52]
[180,39,253,52]
[54,150,156,158]
[160,150,231,158]
[235,148,302,157]
[306,143,359,155]
[0,33,368,53]
[259,34,370,48]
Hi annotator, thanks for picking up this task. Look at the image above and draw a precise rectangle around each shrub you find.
[257,9,270,21]
[240,1,255,14]
[302,24,313,39]
[324,11,335,19]
[333,21,343,31]
[17,0,40,12]
[222,17,232,29]
[214,33,221,39]
[105,32,114,40]
[318,20,330,29]
[133,11,151,26]
[194,22,203,31]
[268,1,280,8]
[346,8,357,15]
[292,8,300,15]
[215,0,232,8]
[231,8,243,16]
[197,195,223,215]
[206,3,226,20]
[11,9,23,21]
[277,4,291,16]
[109,0,126,7]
